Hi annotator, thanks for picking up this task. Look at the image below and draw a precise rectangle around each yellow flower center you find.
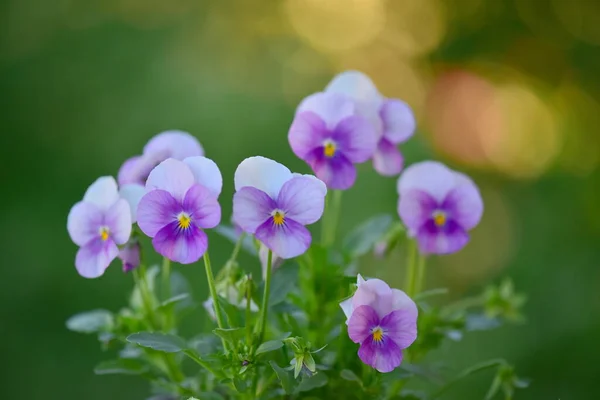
[323,141,337,158]
[432,211,447,227]
[178,213,192,230]
[99,227,110,241]
[272,210,285,226]
[372,326,384,343]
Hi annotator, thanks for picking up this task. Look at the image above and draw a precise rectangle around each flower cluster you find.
[63,70,521,400]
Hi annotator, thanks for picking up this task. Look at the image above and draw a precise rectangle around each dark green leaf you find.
[215,225,257,256]
[295,372,328,393]
[127,332,188,353]
[269,361,294,394]
[255,339,284,355]
[342,214,395,257]
[233,376,248,392]
[94,359,148,375]
[264,263,298,306]
[213,327,245,345]
[66,309,113,334]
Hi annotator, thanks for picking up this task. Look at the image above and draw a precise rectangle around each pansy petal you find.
[332,115,377,163]
[352,278,394,318]
[183,156,223,198]
[306,150,356,190]
[288,111,330,159]
[390,289,419,316]
[67,202,103,246]
[277,176,326,225]
[83,176,120,211]
[348,305,379,343]
[105,198,132,245]
[398,189,438,235]
[255,218,311,259]
[137,189,180,237]
[233,187,276,234]
[416,220,469,254]
[339,298,354,322]
[373,138,404,176]
[380,309,418,349]
[396,161,456,202]
[183,184,221,229]
[357,338,376,368]
[234,156,293,199]
[380,99,415,144]
[146,158,195,201]
[372,339,403,373]
[442,179,483,230]
[118,156,144,186]
[119,184,145,223]
[325,70,382,106]
[75,237,119,278]
[143,130,204,160]
[296,92,355,129]
[153,221,207,264]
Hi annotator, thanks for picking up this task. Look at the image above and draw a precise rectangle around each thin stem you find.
[415,252,427,294]
[230,232,246,263]
[161,257,174,330]
[405,240,418,298]
[321,192,330,245]
[203,252,228,352]
[257,250,273,345]
[245,279,253,346]
[322,190,343,246]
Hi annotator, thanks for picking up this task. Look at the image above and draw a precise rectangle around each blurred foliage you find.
[1,0,600,399]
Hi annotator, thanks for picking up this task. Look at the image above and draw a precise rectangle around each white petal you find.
[325,70,383,106]
[145,158,195,202]
[396,161,456,202]
[357,273,366,286]
[83,176,120,211]
[339,297,354,323]
[234,156,292,199]
[183,156,223,198]
[119,184,145,223]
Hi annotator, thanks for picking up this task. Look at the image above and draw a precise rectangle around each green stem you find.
[203,252,228,351]
[415,252,427,294]
[405,240,418,298]
[245,280,253,346]
[162,257,171,300]
[323,190,343,246]
[321,193,330,245]
[386,380,406,399]
[230,232,245,263]
[257,250,273,345]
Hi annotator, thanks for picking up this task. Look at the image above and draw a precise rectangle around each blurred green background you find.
[1,0,599,398]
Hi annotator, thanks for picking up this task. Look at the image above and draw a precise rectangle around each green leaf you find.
[342,214,395,257]
[213,327,244,345]
[269,361,294,394]
[430,359,507,399]
[157,293,190,310]
[414,288,449,302]
[215,225,257,255]
[194,393,224,400]
[340,369,362,384]
[295,372,328,393]
[94,359,148,375]
[262,263,298,306]
[127,332,188,353]
[66,309,113,334]
[255,339,284,355]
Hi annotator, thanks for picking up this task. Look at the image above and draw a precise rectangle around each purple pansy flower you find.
[67,177,132,278]
[119,238,141,273]
[288,92,376,190]
[397,161,483,254]
[340,274,418,373]
[232,156,327,258]
[118,130,204,221]
[136,156,222,264]
[326,71,416,176]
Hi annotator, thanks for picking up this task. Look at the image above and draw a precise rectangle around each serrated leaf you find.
[270,361,294,394]
[94,359,148,375]
[295,372,328,393]
[342,214,395,257]
[66,309,113,334]
[127,332,188,353]
[213,327,244,345]
[255,340,284,355]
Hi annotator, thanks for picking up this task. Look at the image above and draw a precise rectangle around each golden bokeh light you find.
[425,70,502,167]
[285,0,385,53]
[486,83,562,179]
[382,0,446,58]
